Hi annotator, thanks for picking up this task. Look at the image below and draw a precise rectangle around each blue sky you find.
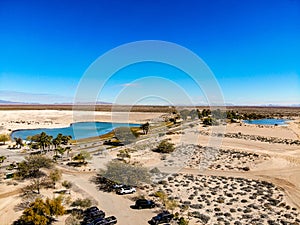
[0,0,299,105]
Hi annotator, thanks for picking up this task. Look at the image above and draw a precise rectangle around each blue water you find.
[11,122,140,140]
[243,119,288,126]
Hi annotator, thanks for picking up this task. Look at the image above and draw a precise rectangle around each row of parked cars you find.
[81,206,117,225]
[134,199,174,224]
[93,182,174,224]
[80,203,173,225]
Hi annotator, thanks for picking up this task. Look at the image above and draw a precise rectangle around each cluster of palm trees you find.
[26,132,72,158]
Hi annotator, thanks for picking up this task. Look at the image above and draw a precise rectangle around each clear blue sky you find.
[0,0,299,105]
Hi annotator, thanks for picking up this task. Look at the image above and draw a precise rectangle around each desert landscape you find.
[1,0,299,224]
[0,106,299,225]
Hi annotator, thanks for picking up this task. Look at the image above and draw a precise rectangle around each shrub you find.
[154,140,175,153]
[71,198,92,209]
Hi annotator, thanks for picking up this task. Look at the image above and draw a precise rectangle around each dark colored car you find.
[84,206,99,214]
[149,211,174,224]
[82,206,105,225]
[95,216,117,225]
[135,199,156,209]
[103,140,124,146]
[86,210,105,219]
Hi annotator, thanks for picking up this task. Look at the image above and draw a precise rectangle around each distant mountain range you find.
[1,99,299,107]
[0,99,21,104]
[0,91,299,106]
[0,90,112,105]
[0,99,112,105]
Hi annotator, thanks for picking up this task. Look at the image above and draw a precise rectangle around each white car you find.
[116,186,136,195]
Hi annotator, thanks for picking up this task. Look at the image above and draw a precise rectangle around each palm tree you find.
[38,132,52,152]
[14,137,23,148]
[53,133,63,148]
[48,135,53,151]
[65,147,72,159]
[26,136,33,149]
[57,147,66,159]
[61,135,72,145]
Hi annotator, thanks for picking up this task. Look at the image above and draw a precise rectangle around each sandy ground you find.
[0,110,300,224]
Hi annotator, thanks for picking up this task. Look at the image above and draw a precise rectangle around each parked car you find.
[149,211,174,224]
[135,199,156,209]
[116,186,136,195]
[88,210,105,219]
[82,206,105,224]
[84,206,100,214]
[95,216,117,225]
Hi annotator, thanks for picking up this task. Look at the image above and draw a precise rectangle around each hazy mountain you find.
[0,90,73,104]
[0,99,21,104]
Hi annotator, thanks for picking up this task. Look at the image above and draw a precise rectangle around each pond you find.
[11,122,140,140]
[243,119,288,126]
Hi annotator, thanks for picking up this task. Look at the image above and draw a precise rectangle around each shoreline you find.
[0,110,164,135]
[10,121,141,141]
[242,118,291,126]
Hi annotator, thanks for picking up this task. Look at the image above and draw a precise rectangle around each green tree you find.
[45,196,65,217]
[212,109,226,120]
[0,134,10,144]
[73,150,92,163]
[58,146,67,158]
[203,117,219,126]
[65,146,72,158]
[29,176,47,194]
[196,109,202,119]
[98,161,150,186]
[36,132,52,151]
[19,198,50,225]
[16,155,53,179]
[154,140,175,153]
[52,133,63,148]
[179,110,190,120]
[49,169,62,188]
[201,109,211,117]
[14,137,24,148]
[18,197,64,225]
[62,135,72,145]
[189,109,198,120]
[114,127,139,144]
